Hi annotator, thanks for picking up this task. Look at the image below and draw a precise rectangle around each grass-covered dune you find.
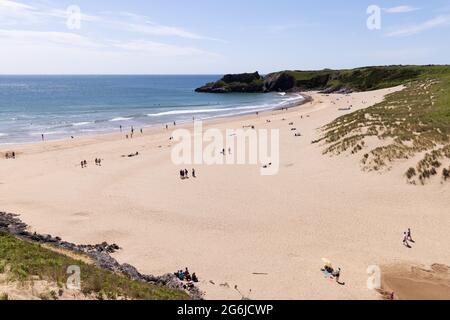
[0,232,190,300]
[315,65,450,184]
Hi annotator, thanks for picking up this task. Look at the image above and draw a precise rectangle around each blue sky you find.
[1,0,450,74]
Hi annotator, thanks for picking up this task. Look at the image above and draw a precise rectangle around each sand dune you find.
[1,86,449,300]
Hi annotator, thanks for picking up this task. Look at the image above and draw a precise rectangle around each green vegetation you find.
[196,65,446,93]
[0,232,190,300]
[283,65,424,91]
[196,72,264,93]
[316,65,450,184]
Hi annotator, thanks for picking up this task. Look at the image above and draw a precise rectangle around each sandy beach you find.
[1,86,449,300]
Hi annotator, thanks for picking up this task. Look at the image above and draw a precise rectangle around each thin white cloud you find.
[0,29,100,47]
[384,6,419,13]
[0,0,34,10]
[386,15,450,37]
[0,1,219,41]
[112,39,219,57]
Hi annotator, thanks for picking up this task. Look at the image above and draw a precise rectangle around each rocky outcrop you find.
[195,72,264,93]
[0,211,203,300]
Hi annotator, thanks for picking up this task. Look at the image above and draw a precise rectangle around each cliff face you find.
[195,66,431,94]
[195,72,264,93]
[195,71,297,93]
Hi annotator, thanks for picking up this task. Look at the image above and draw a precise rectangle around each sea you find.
[0,75,304,145]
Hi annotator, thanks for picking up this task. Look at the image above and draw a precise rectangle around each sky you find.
[1,0,450,74]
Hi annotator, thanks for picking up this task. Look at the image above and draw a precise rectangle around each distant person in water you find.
[41,134,44,141]
[120,125,122,132]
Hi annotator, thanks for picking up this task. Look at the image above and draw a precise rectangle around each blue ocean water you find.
[0,75,304,145]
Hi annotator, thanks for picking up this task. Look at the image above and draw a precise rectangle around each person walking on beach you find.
[407,228,414,242]
[184,169,189,178]
[81,161,84,168]
[192,168,196,178]
[120,125,122,132]
[140,128,143,134]
[403,232,410,248]
[180,170,185,179]
[12,151,15,159]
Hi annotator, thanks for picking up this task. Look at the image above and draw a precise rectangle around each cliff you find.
[195,65,434,94]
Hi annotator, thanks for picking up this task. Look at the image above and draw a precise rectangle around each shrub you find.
[443,168,450,180]
[406,167,416,179]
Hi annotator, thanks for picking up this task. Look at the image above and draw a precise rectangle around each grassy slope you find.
[317,65,450,184]
[286,65,433,91]
[0,232,190,300]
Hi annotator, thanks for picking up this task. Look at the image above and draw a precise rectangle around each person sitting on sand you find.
[333,268,345,285]
[192,273,199,283]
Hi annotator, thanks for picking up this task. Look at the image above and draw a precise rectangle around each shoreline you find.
[1,93,310,152]
[2,86,449,300]
[0,93,307,149]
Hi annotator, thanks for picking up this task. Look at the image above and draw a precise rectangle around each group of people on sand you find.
[80,158,103,168]
[121,125,144,139]
[402,228,415,248]
[4,151,15,159]
[174,267,199,289]
[180,168,196,179]
[321,264,345,286]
